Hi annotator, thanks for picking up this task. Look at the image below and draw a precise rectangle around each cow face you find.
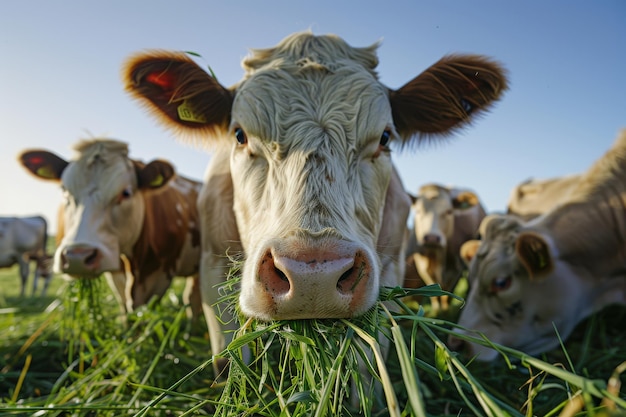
[124,32,508,321]
[449,214,588,360]
[19,140,175,278]
[412,185,455,249]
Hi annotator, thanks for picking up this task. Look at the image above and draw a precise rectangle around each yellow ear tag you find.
[177,100,207,123]
[36,166,57,179]
[149,174,164,188]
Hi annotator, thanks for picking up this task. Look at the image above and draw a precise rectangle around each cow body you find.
[403,184,486,311]
[0,216,51,296]
[123,32,508,366]
[19,139,202,317]
[450,130,626,361]
[507,174,580,221]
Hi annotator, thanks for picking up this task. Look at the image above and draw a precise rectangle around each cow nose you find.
[61,245,102,274]
[256,246,371,318]
[422,233,442,246]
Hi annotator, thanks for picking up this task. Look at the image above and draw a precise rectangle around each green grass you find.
[0,259,624,416]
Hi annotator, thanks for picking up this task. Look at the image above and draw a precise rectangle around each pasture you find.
[0,257,625,416]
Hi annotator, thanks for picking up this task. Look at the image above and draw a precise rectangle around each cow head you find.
[123,32,507,320]
[449,214,591,360]
[19,139,175,277]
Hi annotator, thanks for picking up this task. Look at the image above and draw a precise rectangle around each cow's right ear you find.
[18,150,68,181]
[136,160,176,190]
[452,191,479,210]
[123,51,233,139]
[460,239,481,266]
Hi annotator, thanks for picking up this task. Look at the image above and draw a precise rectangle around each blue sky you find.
[1,1,624,234]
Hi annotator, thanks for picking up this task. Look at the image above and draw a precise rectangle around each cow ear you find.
[452,191,479,210]
[408,193,418,204]
[460,239,481,266]
[389,54,508,143]
[136,160,176,190]
[515,231,553,280]
[18,150,68,181]
[123,51,233,139]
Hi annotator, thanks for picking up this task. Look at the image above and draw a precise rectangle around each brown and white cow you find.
[123,32,508,362]
[506,174,580,221]
[0,215,52,296]
[19,139,202,318]
[450,129,626,361]
[403,184,486,311]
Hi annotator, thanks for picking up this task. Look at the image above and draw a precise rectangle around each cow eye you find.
[234,127,248,145]
[117,188,132,204]
[380,130,391,148]
[490,276,512,294]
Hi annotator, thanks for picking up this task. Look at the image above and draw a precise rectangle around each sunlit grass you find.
[0,261,624,416]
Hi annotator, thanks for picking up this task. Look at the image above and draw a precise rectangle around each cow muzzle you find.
[240,239,378,320]
[58,244,103,277]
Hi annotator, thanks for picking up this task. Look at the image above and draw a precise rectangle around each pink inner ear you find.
[146,71,175,90]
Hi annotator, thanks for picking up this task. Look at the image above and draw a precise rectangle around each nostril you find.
[336,267,355,292]
[259,250,291,296]
[60,253,68,269]
[85,249,99,266]
[275,267,288,282]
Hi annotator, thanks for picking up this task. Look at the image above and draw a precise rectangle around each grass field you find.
[0,256,625,416]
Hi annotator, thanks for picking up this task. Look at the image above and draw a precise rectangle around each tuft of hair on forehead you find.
[242,31,381,78]
[72,138,129,165]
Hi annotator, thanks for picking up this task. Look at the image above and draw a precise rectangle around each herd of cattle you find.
[3,32,625,365]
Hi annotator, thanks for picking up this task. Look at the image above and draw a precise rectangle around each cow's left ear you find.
[18,150,68,181]
[515,231,554,280]
[389,54,508,143]
[135,160,176,190]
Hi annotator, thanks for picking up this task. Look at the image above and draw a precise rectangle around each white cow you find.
[0,216,52,296]
[450,129,626,361]
[403,184,486,311]
[507,174,580,221]
[123,32,508,369]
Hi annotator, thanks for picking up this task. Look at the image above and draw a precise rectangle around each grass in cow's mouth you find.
[1,262,625,416]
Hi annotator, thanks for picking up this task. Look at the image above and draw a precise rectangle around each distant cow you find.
[507,174,580,221]
[19,139,202,318]
[403,184,486,311]
[449,130,626,361]
[0,216,52,296]
[123,31,508,365]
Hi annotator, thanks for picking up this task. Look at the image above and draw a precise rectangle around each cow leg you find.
[104,270,129,315]
[18,255,30,297]
[40,272,52,297]
[182,275,203,320]
[413,253,441,312]
[31,258,41,296]
[127,269,172,312]
[200,251,244,377]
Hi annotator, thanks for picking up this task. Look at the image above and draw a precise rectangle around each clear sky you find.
[1,1,624,234]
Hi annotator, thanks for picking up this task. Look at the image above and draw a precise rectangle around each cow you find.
[0,215,52,296]
[18,139,203,319]
[506,174,580,221]
[449,129,626,361]
[122,31,508,369]
[403,184,486,312]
